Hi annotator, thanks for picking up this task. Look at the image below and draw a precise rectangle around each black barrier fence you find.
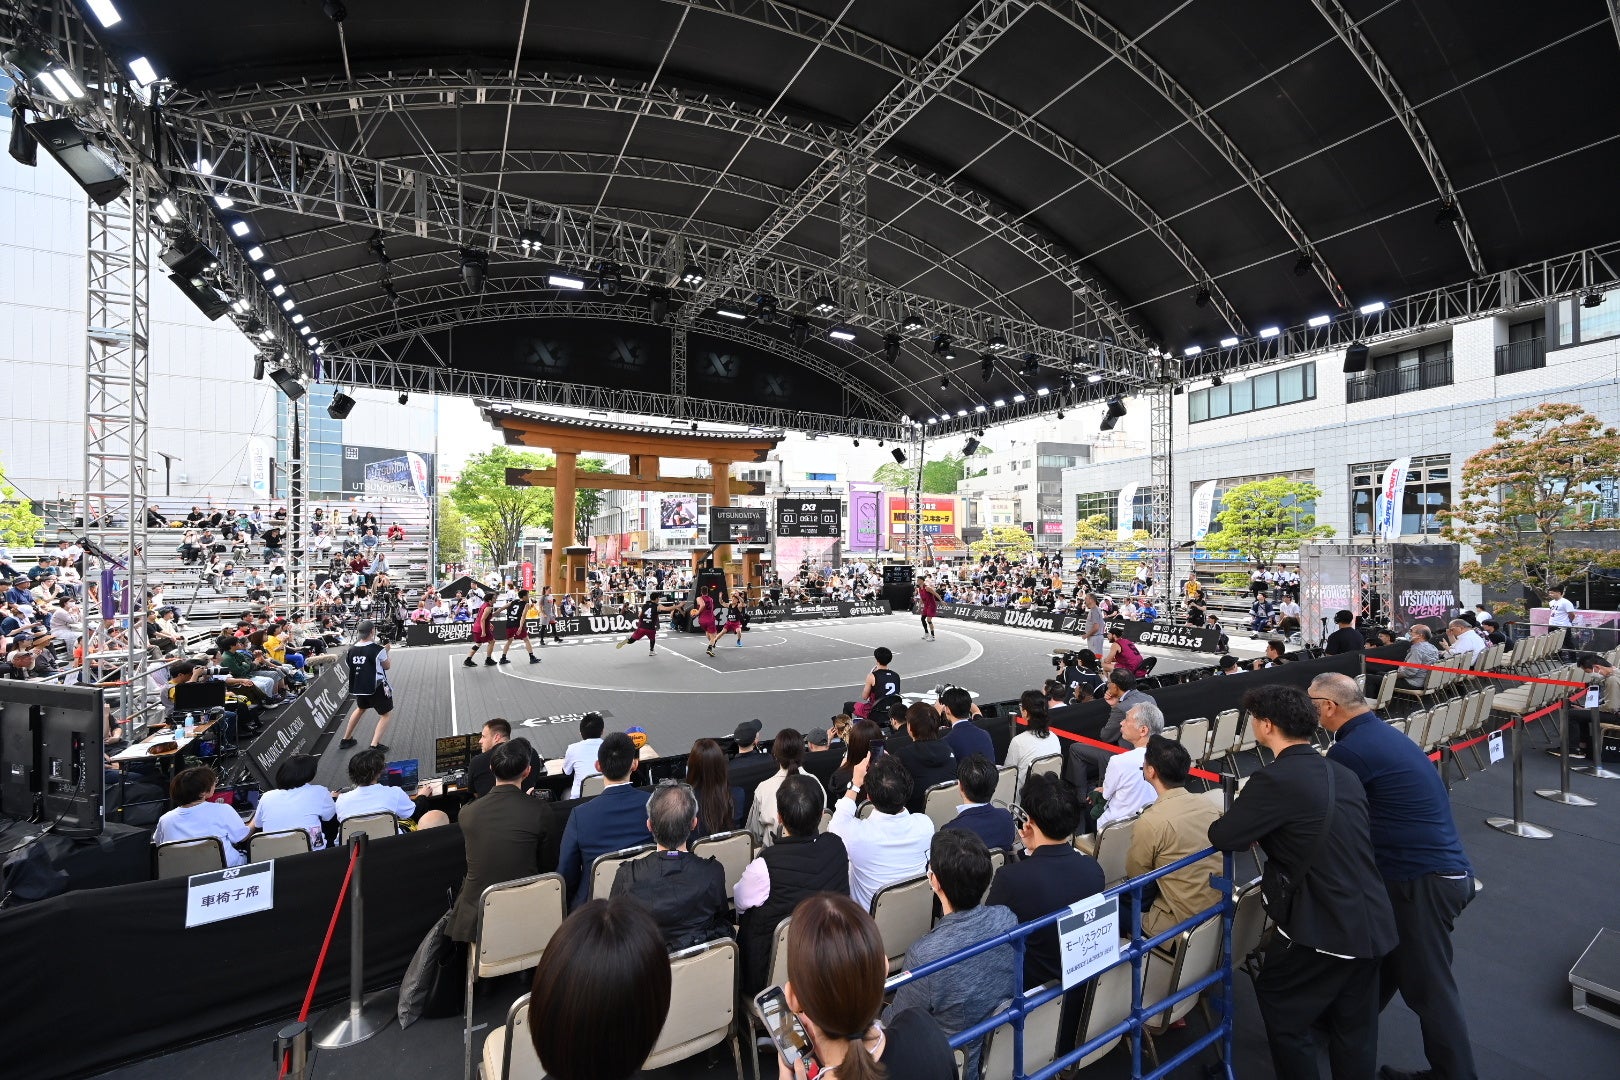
[403,599,893,646]
[242,654,352,789]
[934,602,1224,652]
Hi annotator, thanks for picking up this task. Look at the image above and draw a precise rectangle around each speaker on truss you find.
[1343,341,1370,373]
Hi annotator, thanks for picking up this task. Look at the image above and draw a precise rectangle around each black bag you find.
[1261,760,1335,929]
[397,908,467,1028]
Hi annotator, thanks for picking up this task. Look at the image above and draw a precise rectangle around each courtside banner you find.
[404,600,892,644]
[935,602,1062,633]
[934,604,1221,652]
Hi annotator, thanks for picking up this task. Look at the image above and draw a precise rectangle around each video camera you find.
[1051,651,1079,670]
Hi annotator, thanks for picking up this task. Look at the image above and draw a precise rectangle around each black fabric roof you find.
[86,0,1620,422]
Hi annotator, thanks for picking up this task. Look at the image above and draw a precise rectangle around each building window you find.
[1198,470,1316,537]
[805,472,836,482]
[1073,489,1151,533]
[1579,289,1620,344]
[1346,342,1452,403]
[1495,318,1546,375]
[1349,455,1452,537]
[1188,362,1315,423]
[1038,454,1080,469]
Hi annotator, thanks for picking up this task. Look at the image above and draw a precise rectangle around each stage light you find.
[715,304,749,320]
[993,398,1005,407]
[932,334,953,358]
[892,447,907,464]
[281,298,295,311]
[877,439,885,447]
[25,118,126,204]
[1087,372,1103,383]
[883,334,901,364]
[1100,413,1119,432]
[595,262,624,297]
[1183,345,1201,357]
[327,391,356,420]
[987,333,1007,351]
[690,421,698,431]
[1105,396,1127,418]
[1012,393,1025,403]
[852,439,860,447]
[460,248,489,293]
[323,0,347,21]
[1057,409,1065,419]
[1582,290,1604,309]
[1036,387,1050,397]
[268,368,304,400]
[812,294,837,315]
[1293,250,1314,276]
[398,392,409,405]
[547,272,586,290]
[230,298,248,315]
[308,338,319,347]
[963,437,980,455]
[213,194,234,210]
[1194,285,1210,308]
[168,274,231,320]
[956,409,968,418]
[649,287,670,324]
[1434,200,1459,226]
[367,232,390,264]
[901,313,925,333]
[1358,301,1385,315]
[230,220,251,237]
[754,294,779,324]
[194,157,213,176]
[1308,314,1330,327]
[1210,374,1223,387]
[252,354,266,381]
[1220,336,1239,348]
[980,353,994,382]
[827,324,857,342]
[518,225,548,254]
[681,262,706,286]
[974,404,987,414]
[154,195,178,223]
[125,56,161,91]
[383,282,400,307]
[1021,353,1040,378]
[272,284,285,296]
[291,314,305,325]
[247,246,265,261]
[87,0,123,27]
[1259,326,1280,339]
[940,376,949,391]
[790,316,810,347]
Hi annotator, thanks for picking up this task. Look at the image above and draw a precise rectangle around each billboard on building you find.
[886,495,960,541]
[341,445,435,500]
[658,495,699,538]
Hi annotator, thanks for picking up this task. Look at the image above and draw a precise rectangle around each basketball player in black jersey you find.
[615,592,661,655]
[498,588,542,665]
[337,620,395,751]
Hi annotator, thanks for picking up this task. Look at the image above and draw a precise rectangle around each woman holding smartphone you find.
[767,893,953,1078]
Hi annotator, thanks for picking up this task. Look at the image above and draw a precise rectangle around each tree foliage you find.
[448,446,555,568]
[1212,477,1333,568]
[435,494,471,571]
[969,524,1036,559]
[0,459,44,548]
[1440,402,1620,616]
[572,458,613,546]
[871,453,965,493]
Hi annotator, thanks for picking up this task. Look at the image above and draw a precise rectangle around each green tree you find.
[1440,402,1620,616]
[448,446,554,569]
[0,460,44,548]
[871,453,965,493]
[969,524,1036,559]
[1212,477,1332,569]
[435,494,471,571]
[572,458,613,546]
[1071,513,1115,547]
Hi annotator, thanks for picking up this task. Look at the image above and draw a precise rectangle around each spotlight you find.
[327,391,356,419]
[1057,409,1065,419]
[1086,372,1103,383]
[751,294,778,325]
[690,421,698,431]
[1582,290,1604,309]
[230,220,251,237]
[790,316,810,347]
[963,437,979,456]
[1210,374,1223,387]
[1293,250,1315,277]
[940,376,949,391]
[87,1,123,28]
[247,247,265,261]
[681,262,706,287]
[932,334,954,359]
[153,195,179,223]
[1183,345,1201,357]
[1194,285,1210,308]
[595,262,624,297]
[252,355,266,381]
[1020,353,1040,378]
[547,271,586,290]
[460,248,488,293]
[987,332,1007,351]
[1358,301,1385,315]
[891,447,907,465]
[877,439,884,447]
[518,225,548,254]
[25,118,127,205]
[1220,336,1239,348]
[398,392,409,405]
[367,231,390,264]
[852,439,860,447]
[827,324,857,342]
[1308,314,1331,327]
[883,334,901,364]
[1258,326,1280,339]
[900,313,925,333]
[323,0,347,21]
[715,304,749,321]
[649,287,670,324]
[812,294,837,315]
[979,353,996,383]
[1433,200,1460,226]
[993,398,1005,407]
[268,368,305,400]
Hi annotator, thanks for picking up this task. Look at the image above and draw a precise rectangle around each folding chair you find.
[869,875,936,974]
[578,773,607,798]
[1230,880,1270,980]
[1204,710,1240,777]
[1231,711,1265,774]
[156,836,226,879]
[339,811,399,844]
[1171,717,1211,765]
[464,873,567,1080]
[1071,962,1134,1070]
[1141,915,1225,1067]
[991,763,1018,808]
[922,780,962,831]
[746,917,796,1080]
[644,938,745,1077]
[1394,664,1445,708]
[1027,754,1063,784]
[1371,670,1399,713]
[480,992,545,1080]
[248,828,311,861]
[691,829,756,901]
[1075,816,1137,887]
[590,843,656,902]
[980,980,1066,1080]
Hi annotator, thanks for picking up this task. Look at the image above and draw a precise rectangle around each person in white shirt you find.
[1004,691,1062,800]
[1546,587,1576,628]
[745,727,827,845]
[152,766,252,866]
[250,754,336,849]
[1444,618,1487,660]
[1092,702,1162,832]
[828,752,935,909]
[335,747,449,829]
[562,712,606,799]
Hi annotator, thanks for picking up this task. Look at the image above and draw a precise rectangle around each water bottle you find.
[183,711,195,738]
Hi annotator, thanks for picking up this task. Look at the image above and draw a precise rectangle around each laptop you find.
[382,759,420,792]
[173,680,228,713]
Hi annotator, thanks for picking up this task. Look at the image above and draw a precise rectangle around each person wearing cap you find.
[1215,654,1241,675]
[806,727,831,753]
[733,718,765,755]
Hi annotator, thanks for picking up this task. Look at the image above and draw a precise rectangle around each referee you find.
[338,620,396,753]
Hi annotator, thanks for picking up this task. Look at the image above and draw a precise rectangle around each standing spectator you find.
[609,781,731,950]
[942,753,1016,852]
[1083,592,1106,655]
[249,755,336,851]
[448,740,549,941]
[1324,608,1366,654]
[892,703,957,812]
[1546,585,1576,627]
[1311,673,1478,1080]
[939,685,994,764]
[735,774,849,995]
[828,752,934,910]
[1125,737,1222,938]
[1005,690,1062,799]
[884,829,1016,1079]
[561,712,606,800]
[1208,684,1397,1080]
[557,732,653,908]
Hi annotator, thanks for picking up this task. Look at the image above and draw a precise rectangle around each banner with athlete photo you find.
[341,445,435,500]
[659,495,699,538]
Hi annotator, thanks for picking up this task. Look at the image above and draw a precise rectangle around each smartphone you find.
[869,736,885,758]
[753,986,819,1072]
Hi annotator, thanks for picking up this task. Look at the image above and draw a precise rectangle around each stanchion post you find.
[311,833,398,1048]
[1537,701,1596,806]
[274,1021,311,1080]
[1486,720,1554,838]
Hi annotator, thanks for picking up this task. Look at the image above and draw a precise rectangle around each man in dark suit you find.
[940,686,996,765]
[943,754,1016,851]
[1209,684,1397,1080]
[557,732,653,908]
[467,717,544,797]
[448,740,549,941]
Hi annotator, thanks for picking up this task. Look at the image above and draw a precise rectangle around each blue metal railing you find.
[883,845,1240,1080]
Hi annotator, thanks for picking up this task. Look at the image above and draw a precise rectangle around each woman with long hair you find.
[777,894,953,1079]
[829,719,881,796]
[686,737,740,838]
[1004,689,1061,800]
[748,727,826,843]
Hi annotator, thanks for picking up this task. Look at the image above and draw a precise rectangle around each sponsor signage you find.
[709,506,769,545]
[659,495,699,539]
[931,604,1222,652]
[1375,457,1410,541]
[1111,619,1224,653]
[1389,544,1461,634]
[341,445,435,500]
[242,656,352,789]
[848,483,882,553]
[886,495,959,538]
[776,498,843,538]
[405,600,892,645]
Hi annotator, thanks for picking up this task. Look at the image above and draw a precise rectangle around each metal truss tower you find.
[81,175,152,723]
[1149,381,1174,603]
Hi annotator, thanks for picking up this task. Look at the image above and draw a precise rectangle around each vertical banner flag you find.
[1190,480,1218,541]
[247,438,273,498]
[848,483,881,553]
[1375,457,1410,540]
[520,561,534,590]
[1115,482,1140,543]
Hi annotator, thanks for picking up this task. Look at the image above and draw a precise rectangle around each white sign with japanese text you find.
[1488,732,1505,765]
[185,860,275,927]
[1057,893,1120,990]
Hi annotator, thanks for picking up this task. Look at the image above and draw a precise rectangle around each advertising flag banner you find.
[1115,483,1140,543]
[1375,457,1410,540]
[848,483,882,553]
[1190,480,1218,541]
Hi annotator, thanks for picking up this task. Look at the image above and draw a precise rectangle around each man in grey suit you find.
[1084,592,1107,655]
[1065,669,1155,789]
[448,740,549,942]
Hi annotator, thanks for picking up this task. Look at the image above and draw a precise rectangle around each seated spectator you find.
[1044,678,1072,710]
[828,752,933,909]
[609,781,731,950]
[736,773,849,993]
[525,897,672,1080]
[747,727,826,843]
[884,829,1016,1078]
[1090,702,1163,833]
[1067,669,1156,790]
[1401,624,1441,686]
[1126,737,1223,939]
[468,717,544,797]
[940,685,995,764]
[562,711,606,800]
[1005,690,1062,799]
[828,712,853,745]
[249,754,336,850]
[1575,653,1620,759]
[152,765,251,866]
[1444,617,1487,661]
[448,739,550,941]
[686,737,743,838]
[336,746,449,830]
[1252,639,1290,670]
[1216,654,1241,675]
[829,718,881,796]
[558,732,653,908]
[943,753,1016,851]
[780,894,955,1075]
[892,702,957,812]
[805,726,831,753]
[732,717,766,756]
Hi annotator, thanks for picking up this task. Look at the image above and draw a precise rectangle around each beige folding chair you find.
[643,938,745,1076]
[590,843,656,902]
[1404,708,1432,749]
[980,980,1066,1080]
[480,992,545,1080]
[1171,718,1211,764]
[1204,710,1240,774]
[464,873,567,1080]
[1394,664,1445,707]
[691,830,756,901]
[1141,915,1225,1067]
[746,917,796,1079]
[1071,961,1134,1070]
[578,772,607,798]
[818,808,833,833]
[923,780,961,831]
[339,811,398,845]
[1230,880,1270,980]
[1372,670,1399,713]
[248,828,311,862]
[857,800,877,820]
[156,836,226,879]
[991,763,1018,808]
[1075,816,1138,887]
[869,875,936,974]
[1027,753,1063,784]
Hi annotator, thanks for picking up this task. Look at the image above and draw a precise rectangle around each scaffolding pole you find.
[287,390,309,616]
[1149,384,1174,601]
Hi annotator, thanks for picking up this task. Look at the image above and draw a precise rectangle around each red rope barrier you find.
[1425,691,1585,762]
[1016,716,1223,782]
[279,843,359,1077]
[1364,656,1585,687]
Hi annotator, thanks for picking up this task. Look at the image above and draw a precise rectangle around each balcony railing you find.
[1494,337,1546,375]
[1346,355,1454,403]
